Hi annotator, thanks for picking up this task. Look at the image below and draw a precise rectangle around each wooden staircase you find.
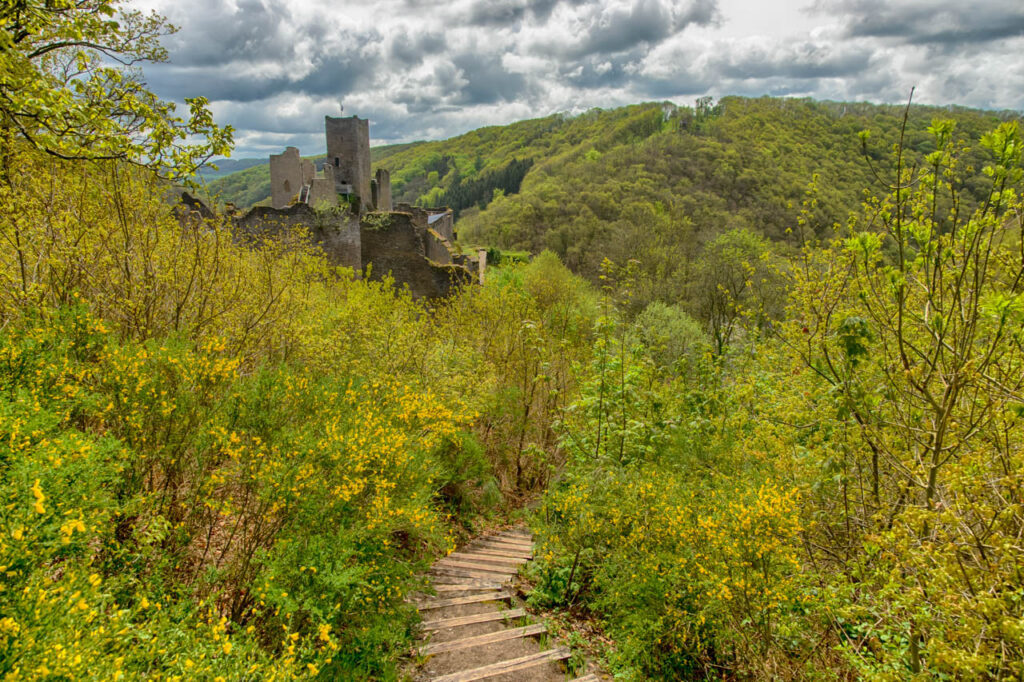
[413,527,599,681]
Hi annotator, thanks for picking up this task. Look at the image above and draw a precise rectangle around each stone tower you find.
[325,115,371,213]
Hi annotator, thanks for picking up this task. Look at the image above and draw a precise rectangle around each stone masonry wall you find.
[375,168,392,211]
[360,212,471,299]
[235,203,361,272]
[269,147,303,209]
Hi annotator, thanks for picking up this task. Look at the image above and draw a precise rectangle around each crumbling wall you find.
[307,178,337,209]
[426,209,455,241]
[269,147,303,209]
[235,203,361,272]
[301,158,316,185]
[360,212,472,299]
[425,228,454,265]
[375,168,392,211]
[179,191,216,221]
[325,115,371,212]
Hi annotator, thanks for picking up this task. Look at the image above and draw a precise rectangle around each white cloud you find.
[132,0,1024,157]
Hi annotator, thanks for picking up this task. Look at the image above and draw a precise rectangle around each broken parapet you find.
[360,211,472,299]
[374,168,392,211]
[178,191,216,221]
[269,147,303,209]
[425,228,454,265]
[235,203,361,272]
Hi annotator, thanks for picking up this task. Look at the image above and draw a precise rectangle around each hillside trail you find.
[410,526,602,682]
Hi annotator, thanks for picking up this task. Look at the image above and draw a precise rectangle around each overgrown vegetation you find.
[0,4,592,678]
[531,111,1024,680]
[3,3,1023,680]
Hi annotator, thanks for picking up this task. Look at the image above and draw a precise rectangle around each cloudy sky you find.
[133,0,1024,158]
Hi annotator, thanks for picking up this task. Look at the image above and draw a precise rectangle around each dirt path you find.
[411,527,600,682]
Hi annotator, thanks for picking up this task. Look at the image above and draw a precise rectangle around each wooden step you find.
[446,552,528,567]
[470,540,534,555]
[463,546,534,560]
[484,536,534,549]
[420,623,547,656]
[436,559,517,576]
[487,532,536,548]
[420,608,527,632]
[430,574,504,586]
[416,591,511,610]
[431,566,513,582]
[431,646,571,682]
[428,577,503,589]
[429,576,505,589]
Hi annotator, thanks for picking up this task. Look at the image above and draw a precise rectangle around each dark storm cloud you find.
[451,52,532,104]
[144,66,288,102]
[162,0,301,67]
[814,0,1024,46]
[144,41,376,103]
[709,43,874,81]
[536,0,718,59]
[467,0,593,27]
[293,40,381,97]
[388,30,446,66]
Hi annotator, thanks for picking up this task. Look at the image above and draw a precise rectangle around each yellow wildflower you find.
[31,479,45,514]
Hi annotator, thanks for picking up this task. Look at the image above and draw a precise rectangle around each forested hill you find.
[386,97,1012,275]
[209,98,1013,270]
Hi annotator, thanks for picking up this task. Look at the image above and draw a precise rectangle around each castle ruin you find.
[199,114,478,300]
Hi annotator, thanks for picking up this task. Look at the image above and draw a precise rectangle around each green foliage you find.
[633,301,709,371]
[0,0,231,179]
[0,134,600,677]
[690,227,785,354]
[533,116,1024,680]
[430,157,534,217]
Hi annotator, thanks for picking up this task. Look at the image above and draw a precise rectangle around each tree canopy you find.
[0,0,231,178]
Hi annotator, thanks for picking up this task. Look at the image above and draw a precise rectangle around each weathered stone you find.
[235,203,361,272]
[301,158,316,185]
[179,191,216,220]
[425,228,454,265]
[375,168,392,211]
[307,177,337,209]
[325,115,371,213]
[269,147,303,209]
[360,212,472,299]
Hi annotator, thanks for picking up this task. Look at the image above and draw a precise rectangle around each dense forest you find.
[4,2,1024,681]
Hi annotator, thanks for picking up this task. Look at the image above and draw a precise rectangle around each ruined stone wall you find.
[426,209,455,241]
[301,158,316,185]
[425,228,454,265]
[269,147,303,209]
[235,204,361,272]
[325,115,371,213]
[360,212,471,299]
[394,203,428,229]
[307,178,337,209]
[375,168,392,211]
